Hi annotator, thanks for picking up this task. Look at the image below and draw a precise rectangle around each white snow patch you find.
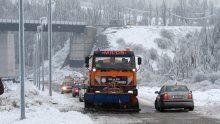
[0,81,93,124]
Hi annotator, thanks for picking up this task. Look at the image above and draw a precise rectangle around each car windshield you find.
[74,83,82,88]
[166,86,189,92]
[94,57,134,70]
[80,84,88,89]
[64,81,73,86]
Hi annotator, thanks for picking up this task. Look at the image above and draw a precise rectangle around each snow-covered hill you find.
[104,26,201,70]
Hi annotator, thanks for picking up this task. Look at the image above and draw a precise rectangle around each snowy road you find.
[88,98,220,124]
[48,82,220,124]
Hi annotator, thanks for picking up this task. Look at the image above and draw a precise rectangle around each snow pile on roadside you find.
[53,66,83,84]
[43,40,70,81]
[0,81,93,124]
[193,89,220,119]
[41,40,83,84]
[137,86,159,105]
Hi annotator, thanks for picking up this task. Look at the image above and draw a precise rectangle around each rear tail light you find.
[163,92,169,100]
[187,92,193,99]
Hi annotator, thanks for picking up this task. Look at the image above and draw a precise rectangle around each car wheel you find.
[159,102,164,112]
[72,94,76,97]
[61,91,64,94]
[79,97,83,102]
[154,100,159,111]
[159,107,164,112]
[189,107,194,111]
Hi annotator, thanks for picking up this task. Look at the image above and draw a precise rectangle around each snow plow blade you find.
[84,93,140,112]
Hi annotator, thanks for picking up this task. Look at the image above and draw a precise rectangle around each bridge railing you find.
[0,19,87,25]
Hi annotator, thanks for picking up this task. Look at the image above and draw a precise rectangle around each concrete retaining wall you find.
[0,32,15,78]
[69,27,96,67]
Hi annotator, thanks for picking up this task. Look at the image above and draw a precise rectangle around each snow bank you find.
[0,81,93,124]
[1,106,92,124]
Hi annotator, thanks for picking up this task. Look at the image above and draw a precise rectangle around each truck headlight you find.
[132,68,136,72]
[93,68,96,72]
[95,91,100,93]
[128,90,133,94]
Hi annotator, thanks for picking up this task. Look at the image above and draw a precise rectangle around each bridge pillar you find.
[0,31,16,78]
[69,27,97,67]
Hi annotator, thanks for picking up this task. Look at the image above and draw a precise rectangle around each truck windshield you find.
[94,57,134,70]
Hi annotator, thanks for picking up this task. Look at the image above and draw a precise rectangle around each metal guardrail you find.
[0,19,87,25]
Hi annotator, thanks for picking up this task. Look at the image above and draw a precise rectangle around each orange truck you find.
[84,49,142,111]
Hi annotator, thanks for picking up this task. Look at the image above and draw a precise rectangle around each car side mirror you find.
[138,57,142,65]
[85,56,90,68]
[155,91,159,94]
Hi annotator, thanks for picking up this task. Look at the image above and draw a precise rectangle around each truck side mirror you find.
[138,57,142,65]
[85,56,90,68]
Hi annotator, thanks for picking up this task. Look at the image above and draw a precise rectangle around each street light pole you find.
[40,17,47,91]
[19,0,25,120]
[48,0,52,96]
[38,27,41,90]
[33,42,36,86]
[41,25,44,91]
[37,26,41,90]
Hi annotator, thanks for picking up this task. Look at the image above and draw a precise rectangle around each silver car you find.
[79,84,88,102]
[154,85,194,112]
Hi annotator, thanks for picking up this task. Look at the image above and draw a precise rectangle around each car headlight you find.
[62,87,67,90]
[101,78,106,83]
[93,68,96,72]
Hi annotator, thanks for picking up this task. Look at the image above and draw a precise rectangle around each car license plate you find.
[172,95,183,99]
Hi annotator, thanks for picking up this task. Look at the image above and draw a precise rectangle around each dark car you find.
[72,82,82,97]
[154,85,194,112]
[0,78,4,95]
[60,81,74,94]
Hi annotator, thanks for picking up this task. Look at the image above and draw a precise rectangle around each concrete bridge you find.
[0,19,86,33]
[0,19,97,78]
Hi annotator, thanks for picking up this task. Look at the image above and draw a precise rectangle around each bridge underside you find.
[0,20,96,69]
[0,23,86,33]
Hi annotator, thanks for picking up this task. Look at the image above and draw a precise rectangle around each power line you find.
[170,12,215,20]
